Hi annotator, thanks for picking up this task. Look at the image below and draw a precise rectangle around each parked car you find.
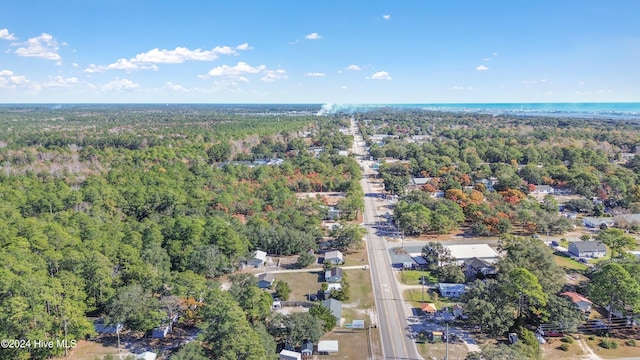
[544,330,564,337]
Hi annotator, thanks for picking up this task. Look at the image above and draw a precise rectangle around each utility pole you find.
[445,322,449,360]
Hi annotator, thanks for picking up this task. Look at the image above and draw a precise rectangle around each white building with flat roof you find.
[445,244,499,265]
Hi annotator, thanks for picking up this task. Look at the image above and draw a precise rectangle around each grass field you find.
[274,271,324,301]
[403,289,456,310]
[416,340,468,360]
[398,270,438,285]
[344,269,375,309]
[553,254,588,271]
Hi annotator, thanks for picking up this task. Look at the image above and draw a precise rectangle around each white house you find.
[582,217,615,229]
[324,250,344,265]
[568,241,607,258]
[248,250,268,267]
[438,283,467,298]
[531,185,555,194]
[445,244,499,265]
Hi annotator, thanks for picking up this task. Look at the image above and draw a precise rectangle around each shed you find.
[301,339,314,357]
[279,349,302,360]
[317,340,339,354]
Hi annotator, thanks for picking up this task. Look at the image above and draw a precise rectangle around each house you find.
[561,291,593,317]
[93,318,123,334]
[257,273,275,289]
[324,283,342,295]
[438,283,467,298]
[421,302,437,315]
[321,298,342,325]
[248,250,268,267]
[445,244,499,265]
[531,185,555,194]
[325,267,343,283]
[324,250,344,265]
[301,340,314,357]
[317,340,339,355]
[464,257,497,281]
[279,349,302,360]
[326,207,340,220]
[582,217,615,229]
[135,352,157,360]
[568,241,607,258]
[338,150,349,156]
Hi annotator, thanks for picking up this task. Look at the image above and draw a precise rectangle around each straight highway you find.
[350,119,423,360]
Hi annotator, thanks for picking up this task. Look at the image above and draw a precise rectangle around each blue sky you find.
[0,0,638,103]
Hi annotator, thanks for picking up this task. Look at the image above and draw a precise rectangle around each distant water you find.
[318,102,640,120]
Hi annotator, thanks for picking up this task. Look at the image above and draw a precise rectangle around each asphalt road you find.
[351,120,423,360]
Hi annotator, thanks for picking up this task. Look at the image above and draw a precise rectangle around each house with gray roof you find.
[325,267,343,283]
[321,298,342,326]
[257,273,275,289]
[568,241,607,259]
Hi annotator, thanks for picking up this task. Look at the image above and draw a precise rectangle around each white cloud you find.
[84,45,239,73]
[132,46,234,63]
[449,85,466,91]
[42,76,78,88]
[0,28,16,40]
[341,85,348,90]
[370,71,391,80]
[261,69,287,82]
[14,33,60,60]
[476,65,489,71]
[347,64,362,71]
[101,78,140,91]
[0,70,29,88]
[383,14,391,20]
[236,43,253,50]
[202,61,266,80]
[305,32,321,40]
[304,72,325,77]
[166,82,187,91]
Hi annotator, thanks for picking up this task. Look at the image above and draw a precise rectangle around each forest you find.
[0,105,362,360]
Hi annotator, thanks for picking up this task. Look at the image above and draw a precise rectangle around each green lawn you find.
[553,255,588,271]
[403,289,456,309]
[398,270,438,285]
[344,269,374,309]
